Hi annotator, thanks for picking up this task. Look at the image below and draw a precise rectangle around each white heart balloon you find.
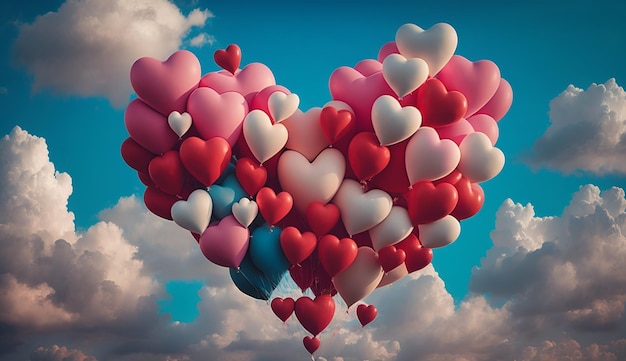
[167,111,192,138]
[333,179,393,236]
[231,197,258,228]
[369,206,414,251]
[268,91,300,123]
[418,215,461,248]
[377,264,408,288]
[282,108,329,162]
[457,132,505,183]
[333,247,384,307]
[405,127,460,185]
[371,95,422,146]
[278,148,345,213]
[395,23,458,76]
[243,109,288,164]
[382,54,429,98]
[171,189,212,234]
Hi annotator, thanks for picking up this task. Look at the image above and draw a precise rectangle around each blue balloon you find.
[249,225,291,277]
[229,255,279,300]
[208,174,247,219]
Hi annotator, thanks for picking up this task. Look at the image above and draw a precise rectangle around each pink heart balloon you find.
[467,114,499,146]
[435,117,475,145]
[124,99,179,155]
[199,63,276,105]
[329,65,395,133]
[377,41,400,62]
[199,215,250,268]
[436,55,501,118]
[354,59,383,77]
[187,87,248,146]
[130,50,201,116]
[475,78,513,122]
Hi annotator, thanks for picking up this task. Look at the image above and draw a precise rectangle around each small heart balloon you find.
[231,197,258,228]
[371,95,422,146]
[395,23,458,76]
[356,304,378,327]
[271,297,295,322]
[295,295,336,336]
[171,189,213,234]
[199,215,249,268]
[243,109,288,164]
[319,106,355,145]
[303,336,321,355]
[256,187,293,226]
[382,53,429,98]
[235,157,267,197]
[179,136,231,187]
[213,44,242,74]
[306,201,340,238]
[317,235,358,277]
[280,226,317,266]
[268,91,300,123]
[167,111,193,138]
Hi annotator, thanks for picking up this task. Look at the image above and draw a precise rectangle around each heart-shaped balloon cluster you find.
[121,22,512,354]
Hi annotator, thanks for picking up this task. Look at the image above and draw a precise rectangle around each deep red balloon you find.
[377,245,407,273]
[143,186,179,220]
[235,157,267,196]
[317,235,358,277]
[289,257,314,292]
[306,201,340,238]
[121,137,155,173]
[370,140,411,195]
[395,234,433,273]
[213,44,241,74]
[179,136,231,187]
[280,226,317,266]
[138,171,155,187]
[320,106,355,145]
[294,295,335,336]
[256,187,293,226]
[451,177,485,220]
[348,132,390,181]
[271,297,295,322]
[356,304,378,327]
[148,150,187,196]
[406,181,458,225]
[303,336,320,355]
[417,78,468,127]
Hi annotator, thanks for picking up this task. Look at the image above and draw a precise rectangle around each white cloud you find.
[3,126,626,361]
[12,0,213,107]
[527,78,626,175]
[188,32,216,47]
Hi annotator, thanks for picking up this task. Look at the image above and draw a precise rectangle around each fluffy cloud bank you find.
[12,0,213,107]
[527,78,626,175]
[1,126,626,360]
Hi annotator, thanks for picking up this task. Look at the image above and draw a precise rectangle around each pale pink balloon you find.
[199,215,250,268]
[130,50,201,116]
[436,55,501,117]
[124,99,179,155]
[377,41,400,63]
[333,247,384,307]
[475,78,513,122]
[467,114,499,146]
[418,215,460,248]
[354,59,383,77]
[329,66,395,133]
[435,118,475,145]
[405,127,461,185]
[200,62,276,105]
[333,179,393,236]
[187,88,248,146]
[377,264,408,288]
[282,107,329,161]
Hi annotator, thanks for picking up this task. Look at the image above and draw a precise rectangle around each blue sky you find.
[1,1,626,360]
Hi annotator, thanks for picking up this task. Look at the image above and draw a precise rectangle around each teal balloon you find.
[208,174,246,219]
[229,255,278,300]
[249,225,290,277]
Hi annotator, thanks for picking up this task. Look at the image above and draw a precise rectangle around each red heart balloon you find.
[370,140,411,195]
[303,336,320,355]
[213,44,241,75]
[280,226,317,266]
[306,201,340,238]
[317,235,358,277]
[235,157,267,196]
[148,150,188,196]
[451,177,484,220]
[377,245,407,273]
[395,234,433,273]
[417,78,468,127]
[179,136,231,187]
[271,297,295,323]
[348,132,391,181]
[143,186,179,220]
[405,181,458,225]
[320,106,355,144]
[138,171,155,187]
[256,187,293,226]
[356,304,378,327]
[294,295,335,336]
[121,137,155,174]
[289,257,314,292]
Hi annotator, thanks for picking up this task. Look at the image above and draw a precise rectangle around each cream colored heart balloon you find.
[333,179,393,236]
